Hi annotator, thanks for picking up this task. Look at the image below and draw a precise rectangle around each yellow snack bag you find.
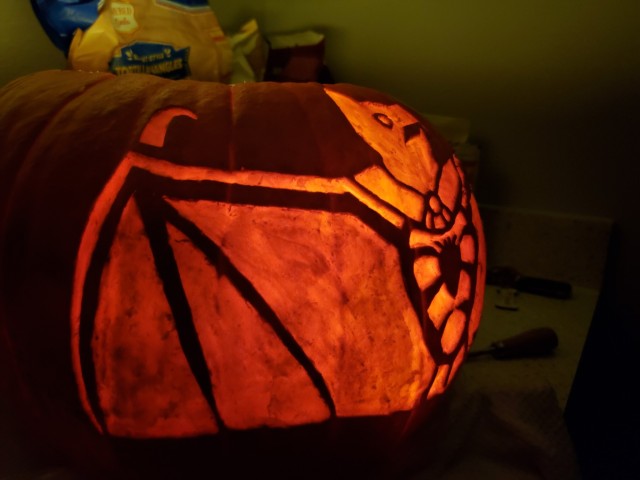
[68,0,232,82]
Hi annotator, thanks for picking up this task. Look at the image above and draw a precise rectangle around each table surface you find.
[470,285,599,410]
[403,285,598,479]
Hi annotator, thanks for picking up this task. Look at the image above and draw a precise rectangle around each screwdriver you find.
[468,327,559,359]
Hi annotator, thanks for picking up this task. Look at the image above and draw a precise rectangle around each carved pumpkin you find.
[0,71,485,477]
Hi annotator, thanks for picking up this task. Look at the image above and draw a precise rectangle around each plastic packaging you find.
[31,0,101,55]
[229,19,268,83]
[68,0,232,81]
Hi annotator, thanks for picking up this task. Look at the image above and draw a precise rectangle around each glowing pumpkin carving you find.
[0,71,485,477]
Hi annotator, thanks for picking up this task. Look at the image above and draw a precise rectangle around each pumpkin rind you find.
[0,70,485,477]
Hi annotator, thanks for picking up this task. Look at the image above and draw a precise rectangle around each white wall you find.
[0,0,66,84]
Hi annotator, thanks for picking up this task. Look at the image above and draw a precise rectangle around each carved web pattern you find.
[71,100,481,437]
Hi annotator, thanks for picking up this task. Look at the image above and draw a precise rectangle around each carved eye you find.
[372,113,393,129]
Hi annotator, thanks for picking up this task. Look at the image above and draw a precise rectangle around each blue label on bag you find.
[109,42,190,79]
[31,0,101,53]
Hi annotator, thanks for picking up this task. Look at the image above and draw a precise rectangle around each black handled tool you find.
[468,327,559,359]
[487,266,572,299]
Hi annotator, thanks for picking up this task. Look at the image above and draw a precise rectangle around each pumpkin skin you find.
[0,71,485,478]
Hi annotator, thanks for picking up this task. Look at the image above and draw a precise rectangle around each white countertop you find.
[468,285,599,410]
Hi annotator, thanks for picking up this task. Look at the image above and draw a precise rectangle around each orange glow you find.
[413,255,441,291]
[427,365,450,400]
[428,284,457,330]
[68,83,485,439]
[167,198,429,416]
[354,166,424,221]
[441,309,466,355]
[467,196,486,348]
[94,199,217,437]
[168,222,331,428]
[324,89,440,194]
[139,108,198,147]
[71,155,135,432]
